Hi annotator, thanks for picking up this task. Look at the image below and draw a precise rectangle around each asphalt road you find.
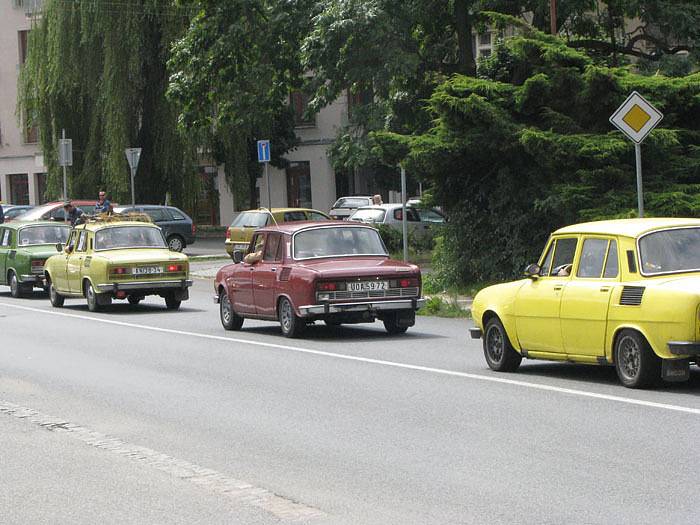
[1,268,698,524]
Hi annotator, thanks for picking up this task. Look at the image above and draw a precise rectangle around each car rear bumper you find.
[96,279,193,292]
[299,298,425,317]
[20,274,45,286]
[667,341,700,356]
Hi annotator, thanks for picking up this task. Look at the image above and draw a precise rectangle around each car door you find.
[53,230,77,292]
[0,228,10,284]
[253,232,284,317]
[230,233,265,314]
[67,230,89,294]
[514,236,579,354]
[560,237,619,359]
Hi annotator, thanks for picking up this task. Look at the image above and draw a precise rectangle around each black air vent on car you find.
[279,267,292,282]
[620,286,645,306]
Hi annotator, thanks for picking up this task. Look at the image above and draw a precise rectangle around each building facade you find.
[0,0,46,206]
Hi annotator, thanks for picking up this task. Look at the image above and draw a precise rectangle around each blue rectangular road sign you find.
[257,140,271,163]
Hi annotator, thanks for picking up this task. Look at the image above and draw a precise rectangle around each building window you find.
[18,30,29,64]
[347,87,373,119]
[290,91,314,127]
[286,161,312,208]
[9,174,29,205]
[36,173,48,204]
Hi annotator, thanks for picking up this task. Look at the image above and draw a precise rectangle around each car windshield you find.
[639,227,700,275]
[333,197,370,209]
[18,225,70,246]
[293,226,387,259]
[94,226,166,250]
[349,208,386,222]
[230,211,269,228]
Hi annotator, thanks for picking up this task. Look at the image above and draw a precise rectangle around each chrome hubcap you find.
[10,275,17,294]
[87,285,95,305]
[280,301,292,331]
[618,336,641,380]
[221,293,232,324]
[169,238,183,251]
[486,325,504,363]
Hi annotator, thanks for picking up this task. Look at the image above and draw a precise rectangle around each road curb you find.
[188,254,230,261]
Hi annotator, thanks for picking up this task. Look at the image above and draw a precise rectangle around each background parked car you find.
[225,208,331,256]
[348,203,446,237]
[13,200,98,222]
[329,196,373,220]
[1,205,34,222]
[113,205,195,252]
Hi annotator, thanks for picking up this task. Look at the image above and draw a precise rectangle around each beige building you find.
[0,0,46,206]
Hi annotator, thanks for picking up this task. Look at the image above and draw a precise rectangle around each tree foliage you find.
[374,24,700,283]
[19,0,196,205]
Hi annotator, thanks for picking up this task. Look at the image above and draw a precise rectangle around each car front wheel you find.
[483,317,522,372]
[614,330,661,388]
[220,289,244,330]
[278,297,306,338]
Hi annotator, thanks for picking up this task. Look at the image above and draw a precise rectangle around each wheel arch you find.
[276,293,296,316]
[482,308,521,351]
[608,325,657,363]
[82,276,96,297]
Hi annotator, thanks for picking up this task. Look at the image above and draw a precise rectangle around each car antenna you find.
[261,207,279,228]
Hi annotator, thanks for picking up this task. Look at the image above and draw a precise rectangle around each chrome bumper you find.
[299,298,425,317]
[20,274,45,284]
[213,294,220,304]
[96,279,193,292]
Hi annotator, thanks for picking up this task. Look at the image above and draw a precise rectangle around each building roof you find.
[553,218,700,238]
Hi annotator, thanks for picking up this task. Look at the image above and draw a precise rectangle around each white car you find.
[329,196,373,220]
[348,204,446,236]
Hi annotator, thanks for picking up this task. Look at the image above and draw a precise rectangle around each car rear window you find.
[18,225,70,246]
[293,227,387,259]
[284,211,309,222]
[350,208,386,222]
[333,197,371,209]
[94,226,166,250]
[230,212,269,228]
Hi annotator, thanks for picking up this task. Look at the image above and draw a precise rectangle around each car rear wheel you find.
[220,289,244,330]
[383,313,409,335]
[9,272,24,298]
[164,293,181,310]
[614,330,661,389]
[483,317,522,372]
[48,279,64,308]
[278,297,305,338]
[167,235,185,252]
[85,281,104,312]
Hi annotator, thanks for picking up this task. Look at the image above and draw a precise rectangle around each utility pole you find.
[550,0,557,35]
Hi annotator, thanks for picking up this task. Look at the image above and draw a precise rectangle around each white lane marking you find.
[2,301,699,417]
[0,400,325,522]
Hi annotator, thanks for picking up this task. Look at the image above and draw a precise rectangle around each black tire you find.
[383,314,409,335]
[324,319,342,327]
[167,235,185,252]
[165,293,181,310]
[48,279,64,308]
[9,272,23,298]
[483,317,522,372]
[85,281,104,312]
[614,329,661,389]
[278,297,306,338]
[127,296,142,306]
[219,289,244,330]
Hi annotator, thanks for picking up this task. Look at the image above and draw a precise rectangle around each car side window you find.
[603,240,619,278]
[308,212,328,221]
[417,209,446,223]
[276,235,287,260]
[284,211,308,222]
[263,233,281,262]
[66,232,77,252]
[549,237,578,277]
[168,208,186,220]
[144,208,170,222]
[577,238,609,278]
[0,229,9,247]
[248,233,265,255]
[539,240,554,276]
[76,231,88,252]
[393,208,420,221]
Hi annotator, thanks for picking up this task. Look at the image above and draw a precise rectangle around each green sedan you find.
[0,221,71,297]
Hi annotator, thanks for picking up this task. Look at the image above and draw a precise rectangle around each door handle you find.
[271,267,277,272]
[600,286,610,292]
[553,285,563,291]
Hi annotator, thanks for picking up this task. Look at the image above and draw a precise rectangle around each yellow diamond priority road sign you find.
[609,91,663,144]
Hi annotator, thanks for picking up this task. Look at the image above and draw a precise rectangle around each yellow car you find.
[470,218,700,388]
[225,208,331,256]
[44,214,191,312]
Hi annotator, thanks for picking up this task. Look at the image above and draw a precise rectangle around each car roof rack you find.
[81,212,154,225]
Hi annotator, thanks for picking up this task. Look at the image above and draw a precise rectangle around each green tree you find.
[19,0,196,205]
[167,0,314,208]
[373,22,700,284]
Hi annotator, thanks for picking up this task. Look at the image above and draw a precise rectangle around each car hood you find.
[295,256,419,277]
[91,249,188,263]
[640,274,700,293]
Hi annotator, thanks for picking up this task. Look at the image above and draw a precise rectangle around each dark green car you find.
[0,221,71,297]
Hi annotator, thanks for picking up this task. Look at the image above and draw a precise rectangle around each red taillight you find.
[317,282,337,291]
[192,223,196,235]
[111,267,128,275]
[167,264,184,273]
[399,278,419,288]
[225,227,231,240]
[31,259,45,269]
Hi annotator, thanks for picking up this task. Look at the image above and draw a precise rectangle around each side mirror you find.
[55,242,63,252]
[232,250,244,264]
[524,263,540,279]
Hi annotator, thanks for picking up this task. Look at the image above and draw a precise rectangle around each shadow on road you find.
[239,322,448,343]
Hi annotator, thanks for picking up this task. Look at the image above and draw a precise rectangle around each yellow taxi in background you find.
[470,218,700,388]
[225,208,331,256]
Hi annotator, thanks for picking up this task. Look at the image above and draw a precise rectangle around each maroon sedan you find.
[214,222,425,337]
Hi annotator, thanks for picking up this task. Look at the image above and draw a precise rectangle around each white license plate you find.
[132,266,163,275]
[347,281,389,292]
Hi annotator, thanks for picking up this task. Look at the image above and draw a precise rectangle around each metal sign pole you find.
[61,129,68,201]
[401,166,408,262]
[130,165,136,208]
[265,162,272,208]
[635,143,644,218]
